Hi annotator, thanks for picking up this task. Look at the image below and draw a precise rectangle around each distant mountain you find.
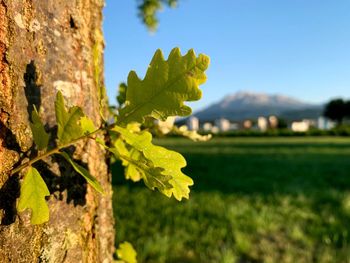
[193,91,323,121]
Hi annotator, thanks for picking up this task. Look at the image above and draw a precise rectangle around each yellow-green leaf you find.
[30,106,50,150]
[18,167,50,225]
[116,241,137,263]
[108,145,172,191]
[80,116,97,135]
[118,48,210,125]
[113,139,129,165]
[60,152,104,194]
[55,91,84,144]
[112,126,193,201]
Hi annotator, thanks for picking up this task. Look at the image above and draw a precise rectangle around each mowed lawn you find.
[112,137,350,263]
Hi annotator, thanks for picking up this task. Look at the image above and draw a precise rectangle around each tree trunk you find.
[0,0,114,262]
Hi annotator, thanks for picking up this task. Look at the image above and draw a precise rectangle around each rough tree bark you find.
[0,0,114,262]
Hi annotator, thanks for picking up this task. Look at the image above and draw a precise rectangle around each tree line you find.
[324,99,350,124]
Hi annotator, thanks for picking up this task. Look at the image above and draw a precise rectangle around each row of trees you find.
[324,99,350,124]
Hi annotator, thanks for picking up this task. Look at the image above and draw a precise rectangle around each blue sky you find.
[103,0,350,111]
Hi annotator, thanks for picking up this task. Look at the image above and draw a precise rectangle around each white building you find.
[317,117,336,130]
[243,120,252,129]
[202,122,213,132]
[269,115,278,129]
[291,120,310,132]
[211,126,219,134]
[257,117,268,131]
[215,118,230,132]
[187,116,199,131]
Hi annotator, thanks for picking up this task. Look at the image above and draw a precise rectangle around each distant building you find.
[291,120,310,132]
[306,119,316,127]
[243,120,253,129]
[211,126,219,134]
[202,122,213,132]
[187,116,199,131]
[269,115,278,129]
[257,117,268,131]
[317,117,336,130]
[215,118,230,132]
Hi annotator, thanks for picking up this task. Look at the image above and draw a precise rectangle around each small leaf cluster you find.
[14,47,210,225]
[110,48,210,200]
[17,92,104,224]
[137,0,178,31]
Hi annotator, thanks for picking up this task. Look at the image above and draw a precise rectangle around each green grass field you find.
[112,137,350,263]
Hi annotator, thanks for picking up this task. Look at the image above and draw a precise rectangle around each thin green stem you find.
[11,148,60,175]
[10,124,114,176]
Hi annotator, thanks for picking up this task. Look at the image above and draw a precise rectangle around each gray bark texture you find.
[0,0,115,262]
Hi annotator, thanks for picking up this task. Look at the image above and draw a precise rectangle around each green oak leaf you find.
[60,152,104,194]
[102,137,143,182]
[80,116,97,135]
[116,241,137,263]
[114,139,130,166]
[18,167,50,225]
[108,144,172,191]
[124,152,143,182]
[118,48,209,125]
[112,126,193,201]
[30,106,50,150]
[55,91,84,144]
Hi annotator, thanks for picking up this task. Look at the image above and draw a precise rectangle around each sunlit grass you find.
[113,137,350,263]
